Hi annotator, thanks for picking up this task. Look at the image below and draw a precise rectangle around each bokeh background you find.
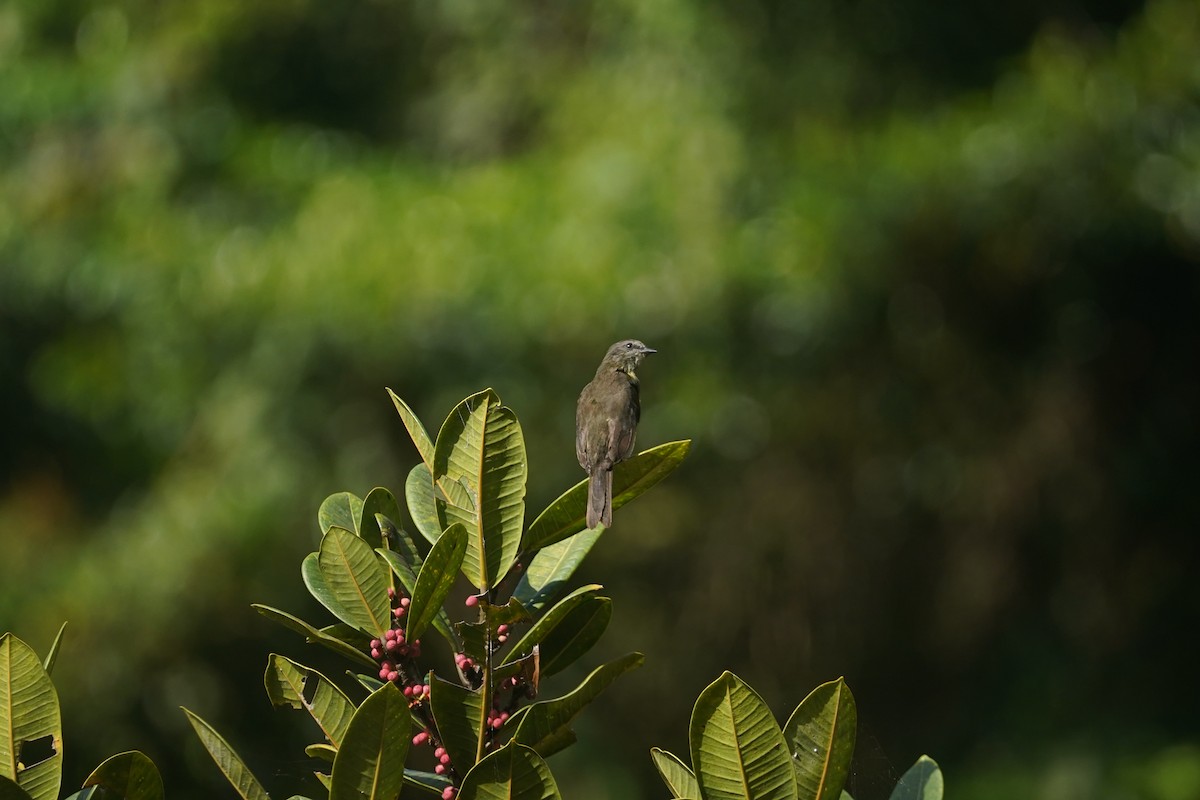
[2,0,1199,797]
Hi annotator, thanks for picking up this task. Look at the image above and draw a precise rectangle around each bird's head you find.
[602,339,657,373]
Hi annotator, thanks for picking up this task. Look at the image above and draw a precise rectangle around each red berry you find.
[435,764,446,775]
[413,732,428,746]
[384,629,397,642]
[497,624,509,635]
[399,597,411,607]
[387,671,399,682]
[379,668,390,680]
[440,753,451,765]
[403,685,415,697]
[370,638,381,649]
[491,717,503,730]
[434,747,446,758]
[465,595,479,607]
[442,788,456,800]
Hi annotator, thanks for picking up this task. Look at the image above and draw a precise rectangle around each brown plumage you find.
[576,339,656,529]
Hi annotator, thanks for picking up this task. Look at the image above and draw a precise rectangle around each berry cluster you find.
[369,587,424,696]
[412,729,457,798]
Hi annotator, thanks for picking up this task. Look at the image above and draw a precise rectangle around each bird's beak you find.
[642,346,657,354]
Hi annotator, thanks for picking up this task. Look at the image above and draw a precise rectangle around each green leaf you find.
[888,756,942,800]
[428,676,485,772]
[513,652,643,758]
[455,599,532,661]
[388,389,436,470]
[432,389,526,591]
[405,464,443,546]
[251,604,377,668]
[302,552,352,623]
[458,743,561,800]
[651,748,700,799]
[82,751,163,800]
[0,634,62,800]
[40,624,67,678]
[319,492,364,536]
[512,529,602,613]
[359,488,403,549]
[502,586,610,678]
[318,527,391,637]
[376,514,423,572]
[377,549,461,651]
[305,744,336,763]
[407,523,468,642]
[0,777,33,800]
[784,678,856,800]
[182,708,269,800]
[691,672,797,800]
[403,769,452,796]
[329,683,410,800]
[264,654,356,748]
[523,440,691,552]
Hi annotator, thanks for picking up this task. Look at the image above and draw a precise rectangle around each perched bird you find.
[576,339,657,529]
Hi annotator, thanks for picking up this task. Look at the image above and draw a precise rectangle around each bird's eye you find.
[625,342,633,349]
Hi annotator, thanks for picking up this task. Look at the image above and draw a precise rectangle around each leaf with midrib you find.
[405,464,443,546]
[0,633,62,800]
[388,389,435,470]
[458,743,561,800]
[359,487,403,549]
[319,492,363,536]
[503,588,610,678]
[330,684,410,800]
[512,529,602,613]
[251,604,377,668]
[429,677,485,772]
[264,654,355,748]
[406,523,467,642]
[182,708,269,800]
[691,672,797,800]
[651,748,700,800]
[783,678,856,800]
[376,549,461,651]
[888,756,942,800]
[318,527,391,638]
[522,440,691,552]
[82,751,163,800]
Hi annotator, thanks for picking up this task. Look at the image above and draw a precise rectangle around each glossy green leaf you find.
[318,526,391,637]
[429,676,486,772]
[407,523,468,642]
[329,683,410,800]
[82,751,163,800]
[522,440,691,552]
[183,708,269,800]
[388,389,436,470]
[458,743,560,800]
[319,492,363,536]
[306,743,336,762]
[512,529,602,613]
[359,488,403,549]
[40,624,67,678]
[503,588,609,678]
[889,756,942,800]
[691,672,797,800]
[403,769,453,796]
[0,777,33,800]
[302,552,352,623]
[0,634,62,800]
[513,652,643,758]
[405,464,443,546]
[784,678,856,800]
[432,389,526,591]
[252,604,377,668]
[377,549,460,651]
[264,654,355,747]
[651,748,700,799]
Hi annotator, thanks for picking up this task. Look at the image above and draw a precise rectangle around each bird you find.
[576,339,657,529]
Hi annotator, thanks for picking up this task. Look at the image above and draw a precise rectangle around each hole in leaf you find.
[19,734,57,768]
[302,675,318,705]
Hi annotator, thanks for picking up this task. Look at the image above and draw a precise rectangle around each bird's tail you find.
[587,469,613,529]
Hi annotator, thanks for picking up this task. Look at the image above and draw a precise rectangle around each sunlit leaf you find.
[0,634,62,800]
[651,748,700,799]
[512,652,643,758]
[40,624,67,678]
[889,756,942,800]
[784,677,856,800]
[522,440,691,552]
[512,529,602,613]
[303,552,351,623]
[329,684,410,800]
[691,672,797,800]
[265,654,356,748]
[359,487,403,549]
[429,676,485,773]
[405,464,443,546]
[458,743,560,800]
[406,523,467,642]
[182,708,269,800]
[388,389,436,470]
[319,492,363,536]
[252,604,377,668]
[318,527,391,637]
[377,549,460,651]
[502,586,609,678]
[82,751,163,800]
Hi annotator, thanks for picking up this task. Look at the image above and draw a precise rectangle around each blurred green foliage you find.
[1,0,1198,797]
